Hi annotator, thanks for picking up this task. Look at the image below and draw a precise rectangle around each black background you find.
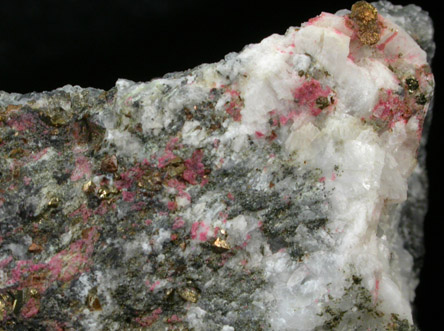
[0,1,441,329]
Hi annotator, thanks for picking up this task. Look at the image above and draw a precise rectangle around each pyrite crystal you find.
[0,1,434,330]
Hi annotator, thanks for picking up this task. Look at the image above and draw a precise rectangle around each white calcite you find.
[95,2,433,330]
[0,1,434,330]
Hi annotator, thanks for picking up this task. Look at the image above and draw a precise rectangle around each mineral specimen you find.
[0,1,434,330]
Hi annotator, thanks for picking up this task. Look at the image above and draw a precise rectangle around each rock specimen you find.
[0,1,434,330]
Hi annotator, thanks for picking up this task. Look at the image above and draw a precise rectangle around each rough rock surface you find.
[0,1,434,330]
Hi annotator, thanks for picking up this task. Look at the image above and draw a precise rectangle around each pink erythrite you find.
[167,178,186,191]
[331,172,336,181]
[319,177,326,183]
[371,89,408,127]
[227,192,234,200]
[21,297,40,318]
[70,155,92,181]
[191,221,210,241]
[149,280,161,292]
[255,131,265,138]
[122,190,136,202]
[223,86,243,121]
[48,227,98,283]
[307,12,325,25]
[347,53,356,62]
[167,315,182,323]
[374,278,380,304]
[7,260,47,291]
[0,256,12,269]
[279,115,290,126]
[30,148,48,162]
[29,263,47,273]
[23,176,32,185]
[158,137,180,168]
[115,166,145,189]
[157,150,176,168]
[190,222,200,239]
[94,201,109,215]
[199,231,208,242]
[183,150,205,185]
[242,234,252,248]
[167,201,177,211]
[135,308,163,327]
[294,79,332,116]
[165,136,180,151]
[172,217,185,230]
[377,31,398,51]
[145,219,153,226]
[7,113,36,132]
[131,201,146,211]
[200,177,209,187]
[70,204,93,222]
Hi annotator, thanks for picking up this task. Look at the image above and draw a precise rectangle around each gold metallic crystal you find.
[212,237,231,250]
[349,1,381,46]
[48,197,60,208]
[82,180,96,194]
[177,287,199,303]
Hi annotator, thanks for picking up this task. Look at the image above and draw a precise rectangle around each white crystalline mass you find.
[94,2,434,330]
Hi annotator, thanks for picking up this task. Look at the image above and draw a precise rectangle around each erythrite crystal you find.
[0,1,434,330]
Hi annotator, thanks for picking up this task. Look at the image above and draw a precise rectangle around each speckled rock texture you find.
[0,1,434,330]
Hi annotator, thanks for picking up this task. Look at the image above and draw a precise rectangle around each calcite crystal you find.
[0,1,434,330]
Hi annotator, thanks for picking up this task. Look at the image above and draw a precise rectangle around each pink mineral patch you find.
[183,150,205,185]
[70,155,92,181]
[158,150,176,168]
[48,228,98,283]
[122,190,136,202]
[135,307,162,327]
[115,166,145,190]
[172,217,185,230]
[21,298,40,318]
[294,79,332,116]
[371,89,408,127]
[94,201,109,215]
[131,201,146,211]
[30,148,48,162]
[167,201,177,211]
[23,176,32,185]
[167,314,182,323]
[167,178,190,201]
[255,131,265,138]
[376,31,398,51]
[7,113,36,132]
[223,87,243,121]
[70,204,93,222]
[149,280,161,292]
[0,256,13,269]
[191,221,210,241]
[7,260,47,289]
